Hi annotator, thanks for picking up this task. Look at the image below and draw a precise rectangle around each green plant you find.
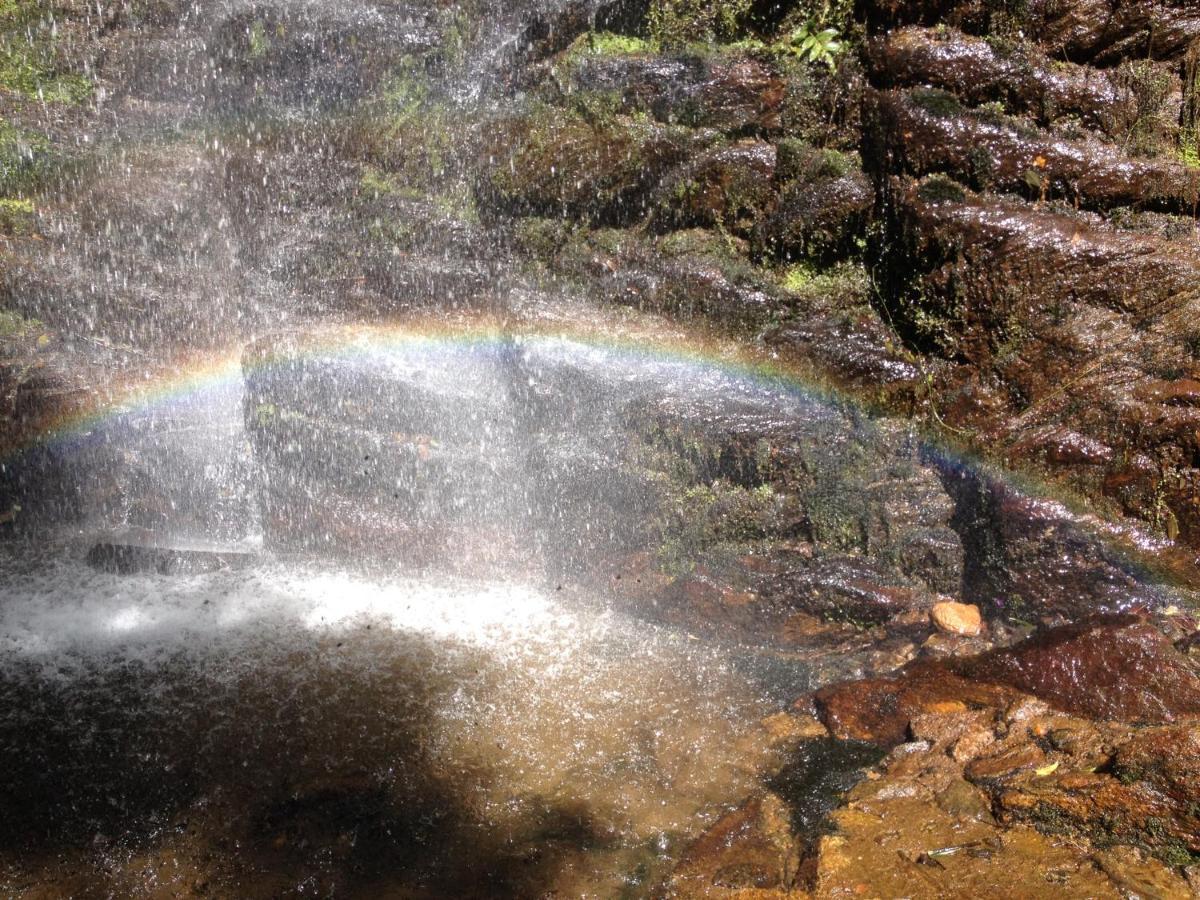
[1114,59,1173,157]
[1182,43,1200,168]
[786,24,842,68]
[0,121,55,194]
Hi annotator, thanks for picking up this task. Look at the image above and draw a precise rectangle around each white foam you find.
[0,556,595,664]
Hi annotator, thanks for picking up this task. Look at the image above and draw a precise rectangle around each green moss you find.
[581,32,653,56]
[0,121,54,194]
[359,166,404,198]
[513,217,573,258]
[350,64,461,191]
[779,260,869,304]
[1184,47,1200,168]
[1114,59,1175,157]
[647,0,752,49]
[775,140,854,183]
[909,88,964,119]
[0,308,40,338]
[658,228,731,259]
[917,175,967,204]
[254,403,277,427]
[0,196,33,233]
[247,19,270,60]
[0,0,92,103]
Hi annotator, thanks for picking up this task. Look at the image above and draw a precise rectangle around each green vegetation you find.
[1114,59,1174,157]
[646,0,752,49]
[0,196,33,233]
[780,260,868,303]
[1182,45,1200,168]
[580,32,652,56]
[350,65,461,193]
[785,25,841,68]
[0,308,41,338]
[916,175,968,204]
[0,120,54,194]
[775,140,855,183]
[0,0,92,103]
[909,87,965,119]
[247,19,271,61]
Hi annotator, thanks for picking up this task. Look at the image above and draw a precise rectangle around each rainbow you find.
[1,313,1194,591]
[3,313,829,460]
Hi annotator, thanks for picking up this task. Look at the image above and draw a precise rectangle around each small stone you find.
[951,726,997,762]
[931,601,982,636]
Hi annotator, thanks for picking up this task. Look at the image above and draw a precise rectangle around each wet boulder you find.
[867,88,1198,213]
[242,331,539,562]
[814,615,1200,749]
[665,793,801,894]
[1024,0,1200,65]
[651,139,777,236]
[762,304,921,392]
[810,699,1194,893]
[971,717,1200,866]
[861,0,1200,65]
[565,48,786,133]
[813,661,1024,748]
[964,615,1200,725]
[940,469,1179,621]
[753,141,871,262]
[511,0,652,69]
[475,105,712,225]
[557,227,788,329]
[867,27,1126,134]
[877,176,1200,548]
[604,397,964,644]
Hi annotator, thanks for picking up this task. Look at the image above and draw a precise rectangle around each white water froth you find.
[0,558,603,667]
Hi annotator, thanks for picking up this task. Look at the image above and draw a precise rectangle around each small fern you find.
[787,25,842,68]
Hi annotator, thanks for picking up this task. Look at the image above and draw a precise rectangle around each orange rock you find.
[931,601,983,636]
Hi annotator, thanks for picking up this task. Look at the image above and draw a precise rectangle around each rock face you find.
[861,11,1200,558]
[565,50,787,133]
[476,106,710,226]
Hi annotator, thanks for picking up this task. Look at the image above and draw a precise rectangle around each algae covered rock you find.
[475,104,712,225]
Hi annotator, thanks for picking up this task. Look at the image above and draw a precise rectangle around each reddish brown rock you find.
[567,51,786,134]
[931,600,982,636]
[475,107,713,226]
[964,615,1200,725]
[868,27,1125,133]
[812,662,1024,748]
[868,88,1199,214]
[862,0,1200,65]
[665,793,800,896]
[987,723,1200,861]
[753,143,871,263]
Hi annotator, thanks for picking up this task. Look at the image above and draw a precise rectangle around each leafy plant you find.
[786,25,842,68]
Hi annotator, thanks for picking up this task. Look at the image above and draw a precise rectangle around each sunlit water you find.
[0,548,802,897]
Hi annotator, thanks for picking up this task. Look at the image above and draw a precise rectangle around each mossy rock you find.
[475,103,712,226]
[0,0,92,103]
